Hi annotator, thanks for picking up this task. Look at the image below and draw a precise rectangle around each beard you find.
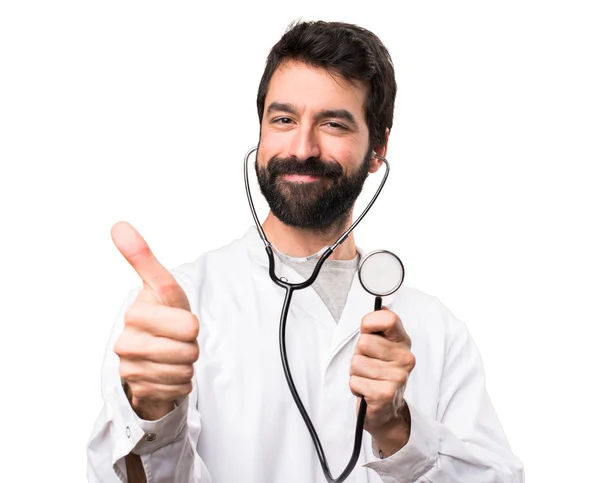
[255,148,372,230]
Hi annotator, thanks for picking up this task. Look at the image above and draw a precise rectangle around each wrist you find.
[123,382,175,421]
[372,403,411,457]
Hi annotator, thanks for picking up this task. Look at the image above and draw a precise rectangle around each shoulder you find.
[167,227,259,296]
[392,285,471,344]
[393,285,448,321]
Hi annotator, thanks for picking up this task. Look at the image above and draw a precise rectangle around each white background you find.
[1,1,599,481]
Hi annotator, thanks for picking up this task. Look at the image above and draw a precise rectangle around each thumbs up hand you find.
[111,222,199,421]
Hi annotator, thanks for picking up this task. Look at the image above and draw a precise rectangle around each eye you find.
[324,121,348,131]
[273,117,294,125]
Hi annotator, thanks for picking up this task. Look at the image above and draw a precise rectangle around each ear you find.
[368,128,390,173]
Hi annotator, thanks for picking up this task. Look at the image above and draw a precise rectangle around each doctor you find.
[87,20,523,483]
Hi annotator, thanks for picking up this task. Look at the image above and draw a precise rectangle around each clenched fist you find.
[111,221,199,421]
[349,307,415,456]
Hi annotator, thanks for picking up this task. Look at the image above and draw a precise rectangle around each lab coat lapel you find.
[325,276,370,365]
[276,259,337,332]
[246,226,337,330]
[326,273,396,368]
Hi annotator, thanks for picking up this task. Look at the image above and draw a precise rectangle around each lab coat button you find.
[126,426,131,438]
[144,433,157,442]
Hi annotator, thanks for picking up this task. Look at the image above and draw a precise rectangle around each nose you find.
[287,125,321,161]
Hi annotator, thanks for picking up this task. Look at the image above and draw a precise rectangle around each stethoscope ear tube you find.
[244,146,390,253]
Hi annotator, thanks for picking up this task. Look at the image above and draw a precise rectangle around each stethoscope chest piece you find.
[358,249,405,298]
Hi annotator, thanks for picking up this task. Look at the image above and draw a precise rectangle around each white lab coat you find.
[87,227,524,483]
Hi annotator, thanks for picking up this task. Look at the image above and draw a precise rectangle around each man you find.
[87,20,523,482]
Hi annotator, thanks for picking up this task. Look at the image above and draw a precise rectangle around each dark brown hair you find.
[257,20,397,147]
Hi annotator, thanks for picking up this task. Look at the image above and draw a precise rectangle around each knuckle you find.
[182,313,200,341]
[156,281,182,304]
[128,382,146,399]
[155,281,175,297]
[383,385,397,401]
[113,338,124,357]
[379,381,398,401]
[119,362,137,382]
[173,382,193,398]
[404,351,416,369]
[187,341,200,362]
[356,336,369,353]
[123,304,139,325]
[394,369,408,386]
[123,301,149,328]
[126,306,160,337]
[361,312,371,326]
[383,311,397,328]
[181,364,195,381]
[182,382,193,395]
[113,334,131,358]
[136,385,153,399]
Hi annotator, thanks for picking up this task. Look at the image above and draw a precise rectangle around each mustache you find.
[266,157,343,179]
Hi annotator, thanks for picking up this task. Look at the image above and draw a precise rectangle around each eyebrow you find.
[266,102,359,129]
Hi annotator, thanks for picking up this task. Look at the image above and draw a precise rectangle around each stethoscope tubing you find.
[244,146,390,482]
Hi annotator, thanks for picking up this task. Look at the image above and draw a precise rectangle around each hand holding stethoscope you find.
[351,251,413,458]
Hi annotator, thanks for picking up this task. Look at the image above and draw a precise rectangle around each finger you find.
[349,375,397,405]
[125,302,199,342]
[354,333,401,361]
[115,331,199,365]
[111,221,189,310]
[128,381,193,402]
[361,308,410,345]
[120,360,194,385]
[350,354,404,382]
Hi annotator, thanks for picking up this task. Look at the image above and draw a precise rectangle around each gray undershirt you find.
[275,249,360,323]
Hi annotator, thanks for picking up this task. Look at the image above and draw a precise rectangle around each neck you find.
[261,212,357,260]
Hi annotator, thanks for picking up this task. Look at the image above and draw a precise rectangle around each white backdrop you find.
[1,1,599,481]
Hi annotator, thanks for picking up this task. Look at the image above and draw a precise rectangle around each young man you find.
[87,21,523,483]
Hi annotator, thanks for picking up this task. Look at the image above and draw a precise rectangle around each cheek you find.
[257,139,273,169]
[330,146,366,173]
[323,132,368,162]
[258,131,286,161]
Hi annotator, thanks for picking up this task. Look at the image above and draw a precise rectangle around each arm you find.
[364,303,524,482]
[87,223,213,482]
[86,290,212,483]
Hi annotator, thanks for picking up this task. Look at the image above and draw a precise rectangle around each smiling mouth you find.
[282,174,323,183]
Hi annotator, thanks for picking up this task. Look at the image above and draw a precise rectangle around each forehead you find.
[265,60,368,121]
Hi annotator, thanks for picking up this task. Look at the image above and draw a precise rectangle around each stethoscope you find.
[244,146,405,483]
